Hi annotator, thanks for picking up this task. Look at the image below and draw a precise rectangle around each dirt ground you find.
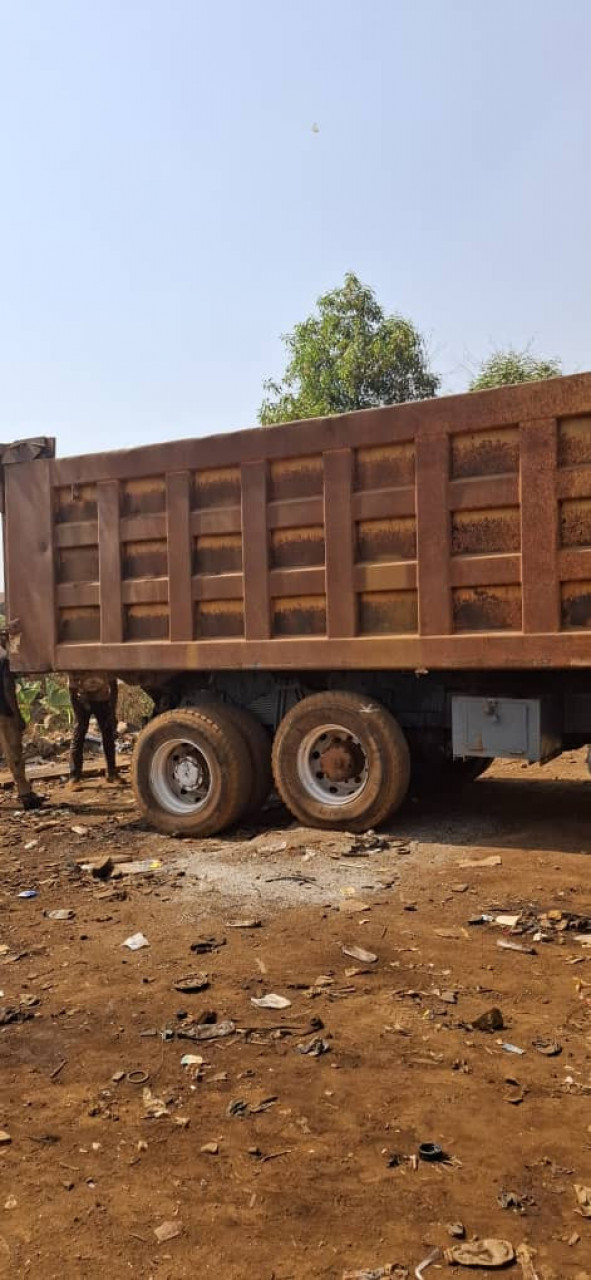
[0,750,589,1279]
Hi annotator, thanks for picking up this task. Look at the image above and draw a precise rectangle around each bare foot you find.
[67,778,83,792]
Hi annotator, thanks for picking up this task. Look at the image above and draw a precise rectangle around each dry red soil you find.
[0,752,589,1279]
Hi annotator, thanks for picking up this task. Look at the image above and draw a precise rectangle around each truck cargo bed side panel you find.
[5,372,591,673]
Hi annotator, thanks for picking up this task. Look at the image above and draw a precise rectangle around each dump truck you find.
[3,373,591,834]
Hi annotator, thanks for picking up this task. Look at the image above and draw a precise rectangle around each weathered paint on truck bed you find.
[5,373,591,674]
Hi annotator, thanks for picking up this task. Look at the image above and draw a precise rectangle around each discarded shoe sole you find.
[174,974,209,993]
[445,1238,515,1267]
[532,1037,562,1056]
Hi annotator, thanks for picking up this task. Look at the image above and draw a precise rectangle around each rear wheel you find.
[220,705,272,818]
[272,691,410,832]
[132,707,252,836]
[184,697,272,818]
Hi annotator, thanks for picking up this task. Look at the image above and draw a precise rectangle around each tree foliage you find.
[469,347,562,391]
[16,676,73,727]
[259,273,439,424]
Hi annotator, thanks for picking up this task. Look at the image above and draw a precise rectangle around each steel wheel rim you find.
[296,722,369,807]
[150,736,215,816]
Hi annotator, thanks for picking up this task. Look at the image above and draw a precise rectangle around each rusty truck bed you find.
[5,373,591,674]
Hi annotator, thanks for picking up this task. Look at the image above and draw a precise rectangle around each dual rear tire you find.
[271,691,410,833]
[132,691,411,838]
[132,704,271,837]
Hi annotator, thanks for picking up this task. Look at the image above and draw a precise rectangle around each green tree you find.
[259,273,439,424]
[469,347,562,391]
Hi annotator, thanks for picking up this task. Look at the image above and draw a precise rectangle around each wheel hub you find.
[149,738,213,815]
[296,723,370,807]
[172,755,203,791]
[320,737,365,783]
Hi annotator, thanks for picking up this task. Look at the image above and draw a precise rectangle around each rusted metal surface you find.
[561,580,591,629]
[520,419,560,634]
[268,454,323,501]
[324,449,355,639]
[359,590,418,635]
[5,373,591,673]
[357,517,416,562]
[451,508,520,556]
[272,595,326,637]
[452,584,522,633]
[270,526,325,568]
[320,736,364,782]
[415,433,451,636]
[451,426,519,479]
[166,471,193,643]
[195,598,244,639]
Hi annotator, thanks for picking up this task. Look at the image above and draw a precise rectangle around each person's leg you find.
[69,693,91,786]
[95,697,118,781]
[0,716,44,810]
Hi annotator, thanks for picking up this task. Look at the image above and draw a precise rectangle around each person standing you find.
[68,674,120,789]
[0,640,45,811]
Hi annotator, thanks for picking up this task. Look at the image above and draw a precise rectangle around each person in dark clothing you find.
[68,674,120,789]
[0,645,44,811]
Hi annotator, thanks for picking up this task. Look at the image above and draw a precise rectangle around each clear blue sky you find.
[0,0,589,459]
